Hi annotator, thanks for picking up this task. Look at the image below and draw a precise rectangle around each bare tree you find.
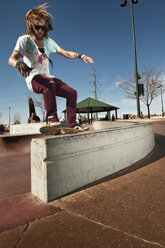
[13,113,21,124]
[0,113,3,122]
[27,93,46,121]
[118,66,164,118]
[34,96,46,121]
[27,93,64,122]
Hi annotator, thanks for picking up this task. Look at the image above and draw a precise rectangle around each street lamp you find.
[158,85,164,117]
[121,0,141,118]
[9,107,11,126]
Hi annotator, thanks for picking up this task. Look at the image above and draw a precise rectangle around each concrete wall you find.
[10,122,46,135]
[92,121,138,130]
[31,122,155,202]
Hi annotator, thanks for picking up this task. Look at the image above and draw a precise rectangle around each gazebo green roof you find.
[63,97,119,114]
[76,97,119,113]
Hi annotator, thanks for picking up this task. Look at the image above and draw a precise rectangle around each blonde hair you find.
[25,3,53,38]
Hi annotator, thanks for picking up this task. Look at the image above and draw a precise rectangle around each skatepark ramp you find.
[31,122,155,202]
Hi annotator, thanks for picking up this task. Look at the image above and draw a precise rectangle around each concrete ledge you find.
[31,122,155,202]
[92,120,139,130]
[10,122,46,135]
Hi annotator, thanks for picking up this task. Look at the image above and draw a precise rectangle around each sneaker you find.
[47,116,61,127]
[74,125,89,131]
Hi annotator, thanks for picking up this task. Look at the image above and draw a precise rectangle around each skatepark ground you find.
[0,119,165,248]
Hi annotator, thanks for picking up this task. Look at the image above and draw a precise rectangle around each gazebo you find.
[63,97,119,124]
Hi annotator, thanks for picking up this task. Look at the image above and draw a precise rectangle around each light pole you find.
[158,85,164,117]
[9,107,11,126]
[121,0,141,118]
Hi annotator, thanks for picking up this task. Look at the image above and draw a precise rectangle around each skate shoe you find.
[47,116,62,127]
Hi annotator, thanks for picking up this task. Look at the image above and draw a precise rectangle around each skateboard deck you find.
[40,126,85,135]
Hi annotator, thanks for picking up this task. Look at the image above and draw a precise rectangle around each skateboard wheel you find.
[53,131,60,135]
[60,129,65,134]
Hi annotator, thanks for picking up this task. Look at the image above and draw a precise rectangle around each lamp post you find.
[158,85,164,117]
[121,0,141,118]
[9,107,11,126]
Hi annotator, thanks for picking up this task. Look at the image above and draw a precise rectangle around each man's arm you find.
[58,48,94,64]
[8,50,22,68]
[8,51,32,77]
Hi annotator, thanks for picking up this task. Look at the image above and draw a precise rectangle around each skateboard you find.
[40,126,85,135]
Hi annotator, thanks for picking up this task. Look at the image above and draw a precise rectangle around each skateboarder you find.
[8,3,94,129]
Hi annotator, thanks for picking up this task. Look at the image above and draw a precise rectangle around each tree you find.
[0,124,4,132]
[27,93,46,121]
[34,96,46,121]
[0,112,3,123]
[13,113,21,124]
[27,93,63,122]
[118,66,164,118]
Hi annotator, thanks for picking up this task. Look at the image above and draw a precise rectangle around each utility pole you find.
[93,68,98,120]
[93,68,97,100]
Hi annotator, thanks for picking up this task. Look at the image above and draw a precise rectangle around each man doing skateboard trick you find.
[8,3,94,129]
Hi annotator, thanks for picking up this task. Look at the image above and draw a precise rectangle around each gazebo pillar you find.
[87,109,90,124]
[90,108,93,124]
[107,111,110,121]
[115,109,118,119]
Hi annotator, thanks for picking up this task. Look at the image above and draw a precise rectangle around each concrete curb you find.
[31,122,155,202]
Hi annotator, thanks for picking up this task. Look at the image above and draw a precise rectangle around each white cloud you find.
[115,81,122,87]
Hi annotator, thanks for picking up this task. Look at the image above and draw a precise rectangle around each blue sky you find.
[1,0,165,124]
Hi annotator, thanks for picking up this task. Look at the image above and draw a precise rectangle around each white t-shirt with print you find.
[14,34,61,91]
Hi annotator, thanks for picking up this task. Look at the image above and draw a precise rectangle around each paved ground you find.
[0,119,165,248]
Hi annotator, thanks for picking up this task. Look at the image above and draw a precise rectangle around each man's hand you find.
[15,61,32,78]
[81,55,94,64]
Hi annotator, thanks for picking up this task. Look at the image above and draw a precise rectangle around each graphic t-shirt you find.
[14,34,61,91]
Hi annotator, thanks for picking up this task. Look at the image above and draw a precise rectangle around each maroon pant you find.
[31,75,78,128]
